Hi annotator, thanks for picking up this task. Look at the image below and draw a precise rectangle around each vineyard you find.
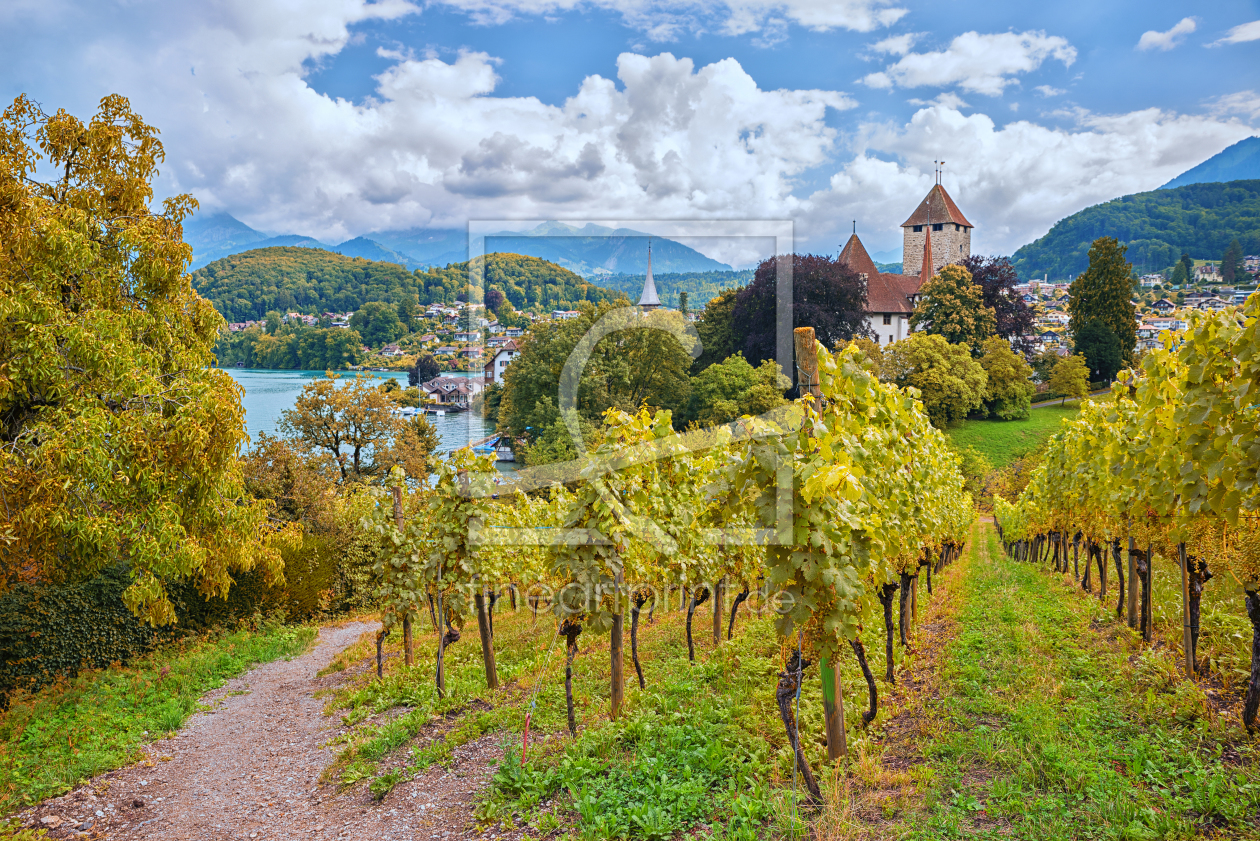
[995,293,1260,730]
[344,331,973,824]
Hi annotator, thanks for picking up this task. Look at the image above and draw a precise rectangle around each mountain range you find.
[181,215,731,275]
[1161,136,1260,190]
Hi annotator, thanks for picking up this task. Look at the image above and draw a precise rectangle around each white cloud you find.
[1137,17,1196,51]
[1209,20,1260,46]
[860,30,1077,96]
[1208,89,1260,120]
[799,103,1257,258]
[1035,85,1066,97]
[869,32,919,55]
[907,91,969,109]
[432,0,907,40]
[0,1,855,241]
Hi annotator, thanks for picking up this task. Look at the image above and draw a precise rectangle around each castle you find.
[839,182,974,345]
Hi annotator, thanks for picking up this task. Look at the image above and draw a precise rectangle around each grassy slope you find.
[945,404,1078,469]
[864,523,1260,839]
[0,619,315,814]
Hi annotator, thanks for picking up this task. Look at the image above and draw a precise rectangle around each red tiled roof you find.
[838,234,880,279]
[837,233,922,314]
[900,184,974,228]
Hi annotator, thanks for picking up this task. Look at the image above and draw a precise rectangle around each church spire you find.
[638,238,660,311]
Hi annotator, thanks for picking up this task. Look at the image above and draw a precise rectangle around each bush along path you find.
[843,520,1260,839]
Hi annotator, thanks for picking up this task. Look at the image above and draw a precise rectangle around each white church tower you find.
[638,239,660,311]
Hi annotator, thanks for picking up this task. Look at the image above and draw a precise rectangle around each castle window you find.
[912,225,922,232]
[932,223,943,231]
[955,224,960,231]
[883,314,892,325]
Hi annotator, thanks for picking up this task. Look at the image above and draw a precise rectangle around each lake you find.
[221,368,492,453]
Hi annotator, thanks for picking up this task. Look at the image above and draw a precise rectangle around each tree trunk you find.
[686,586,710,662]
[728,587,750,640]
[475,590,498,690]
[1127,535,1138,629]
[924,556,933,595]
[631,592,647,689]
[402,616,414,667]
[1096,541,1107,601]
[488,591,498,639]
[1081,540,1092,593]
[879,582,899,683]
[436,616,460,699]
[1136,547,1152,642]
[898,572,912,646]
[1073,532,1081,581]
[1177,543,1193,678]
[713,576,725,645]
[1188,555,1212,669]
[776,650,822,803]
[562,620,582,736]
[375,628,386,679]
[849,637,877,726]
[1112,539,1125,619]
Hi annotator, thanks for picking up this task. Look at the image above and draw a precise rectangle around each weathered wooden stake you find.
[475,584,499,689]
[1179,542,1194,678]
[821,654,847,763]
[795,325,845,766]
[393,485,415,667]
[611,570,625,718]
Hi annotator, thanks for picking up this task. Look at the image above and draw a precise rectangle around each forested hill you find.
[1011,179,1260,280]
[596,269,753,309]
[192,247,617,322]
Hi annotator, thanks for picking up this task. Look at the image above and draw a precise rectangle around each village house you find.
[420,376,484,409]
[484,339,520,385]
[1150,298,1176,315]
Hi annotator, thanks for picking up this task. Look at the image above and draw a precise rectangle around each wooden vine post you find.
[713,576,725,645]
[1134,529,1144,627]
[393,485,414,667]
[1178,542,1194,678]
[611,568,625,719]
[795,326,847,764]
[475,580,498,690]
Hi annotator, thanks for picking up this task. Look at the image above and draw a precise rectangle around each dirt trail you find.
[21,622,503,841]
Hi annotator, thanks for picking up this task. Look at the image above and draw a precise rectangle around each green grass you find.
[0,617,315,814]
[889,523,1260,839]
[946,404,1079,469]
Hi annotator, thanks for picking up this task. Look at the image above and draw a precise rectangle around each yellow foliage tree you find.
[0,94,284,624]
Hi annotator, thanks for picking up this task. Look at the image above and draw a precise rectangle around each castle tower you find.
[901,183,972,278]
[638,239,660,311]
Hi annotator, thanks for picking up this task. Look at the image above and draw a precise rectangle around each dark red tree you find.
[960,255,1036,356]
[408,353,442,387]
[484,288,506,313]
[732,254,871,374]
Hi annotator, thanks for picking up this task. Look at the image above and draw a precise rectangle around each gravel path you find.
[21,621,506,841]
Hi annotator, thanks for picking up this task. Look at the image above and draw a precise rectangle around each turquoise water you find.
[221,368,491,453]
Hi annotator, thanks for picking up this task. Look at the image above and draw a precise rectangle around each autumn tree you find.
[692,287,739,373]
[978,336,1035,420]
[883,333,987,427]
[731,254,871,371]
[280,374,438,483]
[408,353,441,387]
[1048,353,1090,405]
[1073,319,1124,382]
[350,301,404,347]
[683,353,787,426]
[909,264,997,351]
[960,256,1036,354]
[0,95,281,623]
[1068,237,1136,364]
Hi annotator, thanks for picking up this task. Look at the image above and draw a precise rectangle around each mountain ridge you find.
[1161,136,1260,189]
[181,213,731,275]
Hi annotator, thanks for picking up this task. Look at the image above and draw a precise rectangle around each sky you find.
[3,0,1259,266]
